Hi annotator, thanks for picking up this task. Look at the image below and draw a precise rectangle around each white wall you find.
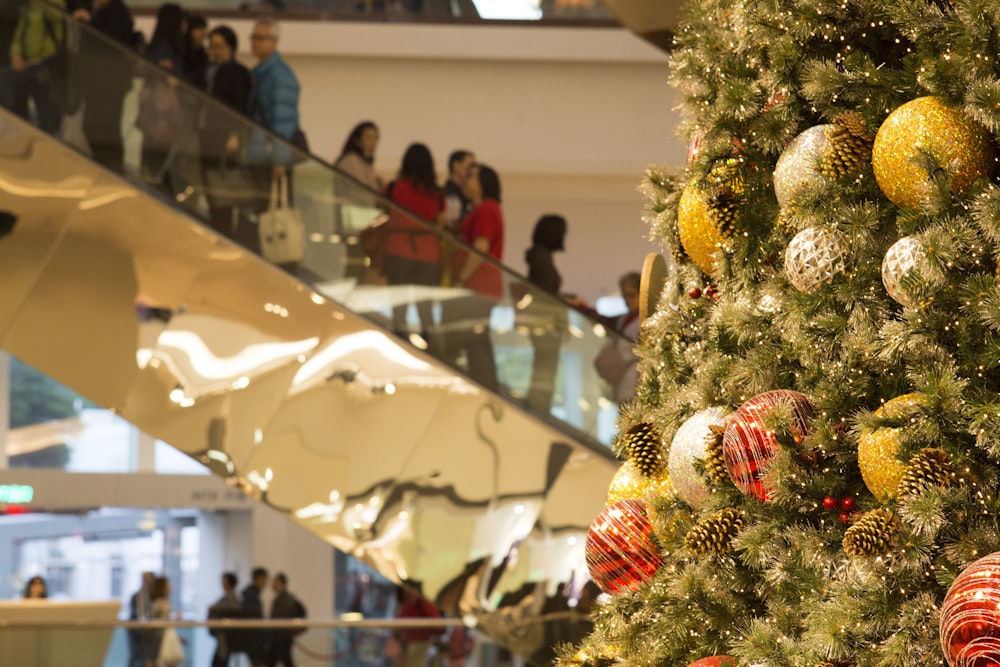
[139,17,685,301]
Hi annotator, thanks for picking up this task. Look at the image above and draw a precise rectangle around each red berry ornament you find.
[840,497,856,513]
[585,499,662,595]
[838,511,851,524]
[689,286,703,299]
[723,390,814,501]
[705,284,719,300]
[822,496,838,511]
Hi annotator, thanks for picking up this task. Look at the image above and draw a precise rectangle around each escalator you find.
[0,12,629,660]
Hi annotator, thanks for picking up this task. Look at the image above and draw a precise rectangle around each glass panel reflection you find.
[4,10,633,447]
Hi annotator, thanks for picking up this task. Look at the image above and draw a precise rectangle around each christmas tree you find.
[562,0,1000,665]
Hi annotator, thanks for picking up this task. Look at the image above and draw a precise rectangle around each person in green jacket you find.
[8,0,65,132]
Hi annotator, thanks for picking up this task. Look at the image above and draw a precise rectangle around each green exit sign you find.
[0,484,33,504]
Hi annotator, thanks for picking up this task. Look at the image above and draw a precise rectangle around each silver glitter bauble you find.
[881,236,939,307]
[784,227,848,292]
[667,407,727,509]
[773,125,835,208]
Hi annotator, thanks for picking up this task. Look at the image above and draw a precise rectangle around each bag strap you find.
[269,177,280,209]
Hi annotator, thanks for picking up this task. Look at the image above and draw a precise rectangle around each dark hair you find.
[274,572,288,585]
[23,575,47,599]
[252,567,268,580]
[222,572,238,589]
[186,13,206,32]
[150,576,170,600]
[531,214,566,252]
[209,25,238,53]
[150,3,186,56]
[620,271,641,292]
[399,143,438,194]
[448,150,473,173]
[338,121,378,164]
[476,164,501,203]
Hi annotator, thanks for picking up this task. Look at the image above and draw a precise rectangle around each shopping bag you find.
[203,160,252,209]
[156,627,185,665]
[259,176,305,264]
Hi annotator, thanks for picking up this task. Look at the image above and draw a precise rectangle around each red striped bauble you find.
[941,552,1000,667]
[722,390,814,501]
[585,499,662,595]
[686,657,737,667]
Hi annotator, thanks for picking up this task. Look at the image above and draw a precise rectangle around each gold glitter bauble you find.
[872,96,996,209]
[678,181,728,276]
[858,393,926,501]
[607,460,676,506]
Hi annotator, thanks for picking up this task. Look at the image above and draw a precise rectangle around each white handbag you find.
[259,176,305,264]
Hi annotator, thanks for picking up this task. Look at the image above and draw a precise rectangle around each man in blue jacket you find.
[247,17,299,180]
[246,16,302,270]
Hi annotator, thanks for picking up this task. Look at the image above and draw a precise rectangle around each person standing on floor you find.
[268,572,307,667]
[127,571,155,667]
[450,163,505,390]
[242,566,271,667]
[208,571,244,667]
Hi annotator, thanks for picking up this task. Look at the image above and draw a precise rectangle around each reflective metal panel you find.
[0,111,616,656]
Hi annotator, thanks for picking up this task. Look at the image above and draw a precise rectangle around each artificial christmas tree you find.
[564,0,1000,664]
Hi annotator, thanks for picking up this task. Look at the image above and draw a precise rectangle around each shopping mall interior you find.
[0,0,682,664]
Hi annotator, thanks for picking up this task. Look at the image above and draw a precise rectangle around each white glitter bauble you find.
[881,236,939,307]
[667,407,728,509]
[784,227,848,292]
[773,124,835,207]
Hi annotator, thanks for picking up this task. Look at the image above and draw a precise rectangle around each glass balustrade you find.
[2,11,635,447]
[0,616,592,666]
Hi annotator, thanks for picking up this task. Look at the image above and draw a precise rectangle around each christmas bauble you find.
[668,407,728,508]
[940,552,1000,667]
[873,96,996,210]
[678,181,728,276]
[784,227,848,292]
[687,657,737,667]
[607,460,676,506]
[881,236,940,308]
[723,390,814,501]
[858,393,925,502]
[585,499,663,594]
[773,124,835,208]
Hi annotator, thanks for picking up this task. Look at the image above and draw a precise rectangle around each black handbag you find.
[203,159,252,209]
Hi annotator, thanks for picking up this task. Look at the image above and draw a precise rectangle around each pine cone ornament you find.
[623,422,665,478]
[897,447,955,499]
[820,111,874,179]
[706,159,746,237]
[703,425,730,485]
[842,509,901,558]
[684,508,746,555]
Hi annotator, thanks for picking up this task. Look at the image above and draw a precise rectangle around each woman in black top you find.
[200,25,252,240]
[72,0,137,174]
[523,214,568,413]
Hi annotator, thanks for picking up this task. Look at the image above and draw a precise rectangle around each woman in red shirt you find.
[449,164,505,390]
[383,143,446,335]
